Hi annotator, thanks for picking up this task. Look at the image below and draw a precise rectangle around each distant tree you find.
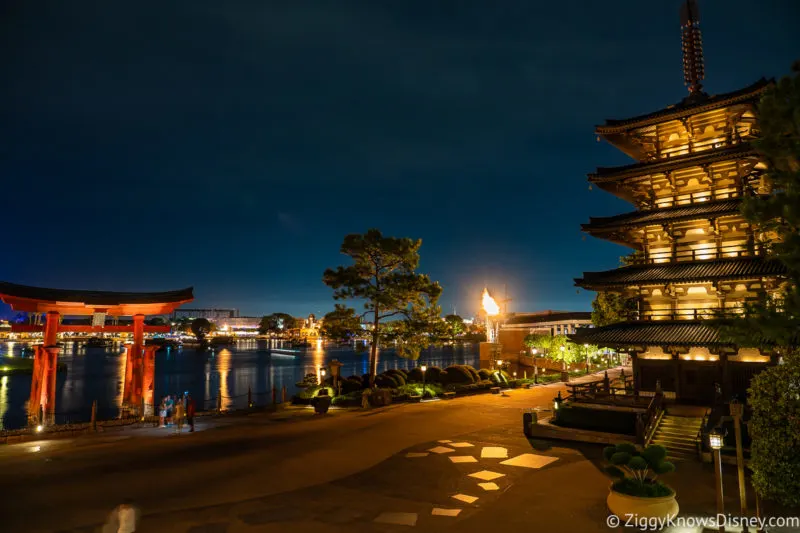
[523,334,582,371]
[190,318,212,342]
[716,62,800,506]
[259,313,297,336]
[320,305,362,341]
[591,291,637,327]
[323,229,442,386]
[443,314,465,342]
[147,316,167,326]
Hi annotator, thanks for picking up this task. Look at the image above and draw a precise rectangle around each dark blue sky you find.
[1,1,797,318]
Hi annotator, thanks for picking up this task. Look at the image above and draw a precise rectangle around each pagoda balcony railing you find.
[632,243,768,265]
[636,307,744,321]
[652,186,742,209]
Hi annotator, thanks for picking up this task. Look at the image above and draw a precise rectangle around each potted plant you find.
[603,443,678,520]
[311,389,332,414]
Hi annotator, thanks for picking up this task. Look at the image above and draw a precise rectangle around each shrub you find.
[385,369,407,386]
[340,377,364,394]
[295,385,335,401]
[437,370,449,384]
[464,365,481,382]
[332,390,363,407]
[444,365,475,384]
[426,366,444,383]
[406,367,423,382]
[478,368,492,380]
[375,375,397,388]
[603,443,675,498]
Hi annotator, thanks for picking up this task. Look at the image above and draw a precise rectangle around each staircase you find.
[650,414,703,459]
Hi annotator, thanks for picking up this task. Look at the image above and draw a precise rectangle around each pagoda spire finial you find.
[680,0,705,95]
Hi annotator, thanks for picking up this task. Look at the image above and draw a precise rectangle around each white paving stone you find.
[374,512,418,526]
[478,482,500,491]
[405,452,429,458]
[428,446,455,454]
[432,508,462,517]
[452,493,478,504]
[437,439,453,443]
[468,470,505,481]
[480,446,508,459]
[449,442,474,448]
[500,453,559,469]
[449,455,478,463]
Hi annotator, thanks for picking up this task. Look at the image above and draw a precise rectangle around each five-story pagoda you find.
[572,0,785,404]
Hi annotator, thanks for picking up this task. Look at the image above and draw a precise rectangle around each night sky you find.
[1,1,797,318]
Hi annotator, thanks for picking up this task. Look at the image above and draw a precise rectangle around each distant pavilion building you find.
[572,0,783,404]
[498,311,593,364]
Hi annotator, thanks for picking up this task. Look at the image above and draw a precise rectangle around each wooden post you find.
[731,402,749,532]
[91,400,97,431]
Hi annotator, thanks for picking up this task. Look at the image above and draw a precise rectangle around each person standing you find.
[174,396,185,434]
[186,394,196,432]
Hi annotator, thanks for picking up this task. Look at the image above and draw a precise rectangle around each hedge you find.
[443,365,475,384]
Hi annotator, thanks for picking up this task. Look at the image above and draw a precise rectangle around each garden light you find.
[709,429,724,450]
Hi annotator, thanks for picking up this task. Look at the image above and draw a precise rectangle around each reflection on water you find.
[0,340,478,430]
[0,376,8,430]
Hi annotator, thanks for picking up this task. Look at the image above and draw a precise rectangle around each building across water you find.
[572,1,783,404]
[172,308,239,320]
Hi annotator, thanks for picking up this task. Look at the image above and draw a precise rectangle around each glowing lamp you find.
[36,425,43,433]
[560,345,565,352]
[420,365,427,372]
[708,429,724,450]
[532,348,538,355]
[321,369,327,377]
[497,360,503,367]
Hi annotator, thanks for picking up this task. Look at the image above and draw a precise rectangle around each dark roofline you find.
[575,257,786,289]
[582,198,743,233]
[0,282,194,306]
[569,320,729,347]
[589,144,757,182]
[504,311,592,326]
[595,78,771,133]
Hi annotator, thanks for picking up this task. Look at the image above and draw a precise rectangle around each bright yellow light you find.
[532,348,538,355]
[1,366,8,372]
[36,425,43,432]
[497,360,503,366]
[481,288,500,316]
[420,365,427,372]
[560,345,565,352]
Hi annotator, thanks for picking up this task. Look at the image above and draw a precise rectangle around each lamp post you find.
[709,428,726,533]
[420,364,427,400]
[729,401,749,532]
[532,348,539,383]
[559,345,568,382]
[584,343,590,374]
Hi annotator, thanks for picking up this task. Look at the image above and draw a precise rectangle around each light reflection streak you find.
[0,376,8,431]
[217,349,232,410]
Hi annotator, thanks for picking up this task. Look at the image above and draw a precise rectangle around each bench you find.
[442,392,456,400]
[491,387,501,395]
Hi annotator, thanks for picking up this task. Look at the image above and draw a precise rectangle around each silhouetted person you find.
[186,394,196,432]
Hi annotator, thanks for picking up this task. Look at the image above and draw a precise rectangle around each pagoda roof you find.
[0,281,194,315]
[596,78,771,134]
[589,144,757,183]
[582,198,743,233]
[569,321,727,347]
[504,311,591,326]
[575,257,785,289]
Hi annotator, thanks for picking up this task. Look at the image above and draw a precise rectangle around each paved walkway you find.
[4,367,793,533]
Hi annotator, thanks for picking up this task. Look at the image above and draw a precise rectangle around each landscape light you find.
[36,425,43,433]
[420,365,427,372]
[709,429,724,450]
[532,348,538,355]
[560,345,565,352]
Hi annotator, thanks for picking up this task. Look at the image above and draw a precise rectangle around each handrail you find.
[637,307,745,321]
[642,392,665,445]
[633,243,767,266]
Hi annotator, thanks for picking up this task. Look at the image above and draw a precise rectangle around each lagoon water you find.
[0,339,478,430]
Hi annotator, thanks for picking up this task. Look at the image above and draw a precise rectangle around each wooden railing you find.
[565,372,636,402]
[639,391,665,446]
[632,243,766,266]
[638,307,744,321]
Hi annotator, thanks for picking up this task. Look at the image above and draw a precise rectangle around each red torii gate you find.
[0,282,193,425]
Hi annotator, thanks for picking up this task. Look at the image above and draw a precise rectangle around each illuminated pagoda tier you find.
[572,1,784,404]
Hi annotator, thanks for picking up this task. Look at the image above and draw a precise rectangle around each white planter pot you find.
[607,488,679,521]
